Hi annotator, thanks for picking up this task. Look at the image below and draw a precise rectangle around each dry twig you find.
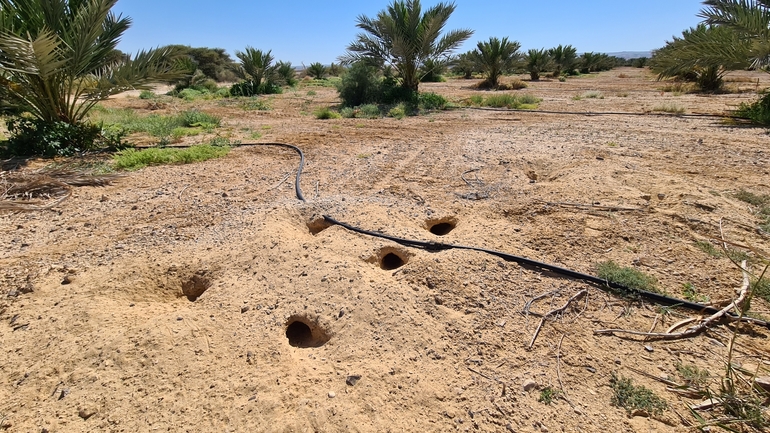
[595,261,751,340]
[528,290,588,349]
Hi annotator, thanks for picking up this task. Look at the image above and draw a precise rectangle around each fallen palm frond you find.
[0,169,123,212]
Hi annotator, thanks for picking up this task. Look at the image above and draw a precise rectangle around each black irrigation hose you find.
[250,142,769,328]
[457,106,735,119]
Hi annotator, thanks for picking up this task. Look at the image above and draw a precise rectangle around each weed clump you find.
[314,107,341,120]
[609,373,668,416]
[596,260,658,293]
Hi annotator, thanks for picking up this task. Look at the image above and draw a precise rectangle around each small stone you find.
[222,192,228,198]
[657,193,666,200]
[522,379,537,392]
[574,407,584,415]
[586,366,596,374]
[58,388,70,400]
[240,305,250,314]
[328,391,336,398]
[644,345,654,352]
[614,358,622,365]
[540,425,549,433]
[641,194,652,201]
[78,406,97,420]
[631,409,650,418]
[99,195,108,202]
[346,375,361,386]
[496,319,506,327]
[61,275,74,285]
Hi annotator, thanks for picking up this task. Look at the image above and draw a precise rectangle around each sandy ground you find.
[1,68,770,432]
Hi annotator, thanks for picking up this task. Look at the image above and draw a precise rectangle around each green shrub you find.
[230,81,282,97]
[735,93,770,126]
[336,62,381,107]
[113,145,230,170]
[178,88,205,101]
[418,92,447,110]
[478,94,542,109]
[596,260,658,293]
[314,107,341,119]
[358,104,382,119]
[180,110,221,128]
[610,374,668,416]
[1,117,102,157]
[139,90,156,99]
[340,107,356,118]
[239,99,271,111]
[388,104,407,119]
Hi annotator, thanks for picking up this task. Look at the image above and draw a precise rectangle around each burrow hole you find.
[306,217,332,235]
[285,315,331,348]
[377,247,409,271]
[427,218,457,236]
[181,271,211,302]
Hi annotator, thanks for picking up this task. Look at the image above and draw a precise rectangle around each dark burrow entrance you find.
[182,271,211,302]
[381,252,406,270]
[427,218,457,236]
[285,315,330,348]
[306,217,332,235]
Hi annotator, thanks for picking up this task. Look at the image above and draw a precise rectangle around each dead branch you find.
[528,290,588,349]
[556,334,575,407]
[269,172,291,190]
[595,261,751,340]
[534,199,647,212]
[522,288,562,316]
[461,168,483,187]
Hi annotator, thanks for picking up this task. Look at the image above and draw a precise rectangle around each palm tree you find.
[340,0,473,94]
[306,62,327,79]
[524,48,551,81]
[452,51,477,79]
[548,44,577,76]
[699,0,770,69]
[233,47,277,87]
[474,37,521,88]
[0,0,184,125]
[650,24,749,91]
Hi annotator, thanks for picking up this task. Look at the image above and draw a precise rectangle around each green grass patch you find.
[538,386,560,405]
[239,98,272,111]
[470,93,541,109]
[596,260,658,293]
[754,277,770,303]
[676,363,710,388]
[610,374,667,416]
[682,283,709,304]
[113,145,230,170]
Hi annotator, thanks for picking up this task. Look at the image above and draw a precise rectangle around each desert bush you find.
[2,118,102,157]
[139,90,156,99]
[336,61,382,107]
[735,92,770,126]
[388,103,408,119]
[652,104,685,114]
[314,107,341,119]
[609,374,668,416]
[358,104,382,119]
[180,110,221,128]
[476,94,541,109]
[418,92,447,110]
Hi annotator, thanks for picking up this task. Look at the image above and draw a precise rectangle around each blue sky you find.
[113,0,706,64]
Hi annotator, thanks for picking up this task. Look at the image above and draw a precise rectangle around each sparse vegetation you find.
[676,363,710,388]
[314,107,341,119]
[596,260,658,293]
[538,386,560,405]
[652,104,685,114]
[609,373,668,416]
[682,283,709,303]
[113,145,230,170]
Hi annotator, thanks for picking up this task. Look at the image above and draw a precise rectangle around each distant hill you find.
[607,51,653,59]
